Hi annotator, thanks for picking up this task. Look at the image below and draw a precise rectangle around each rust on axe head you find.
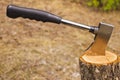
[87,22,114,56]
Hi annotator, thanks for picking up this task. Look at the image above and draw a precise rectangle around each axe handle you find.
[7,5,97,34]
[7,5,62,24]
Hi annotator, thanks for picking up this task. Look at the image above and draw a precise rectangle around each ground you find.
[0,0,120,80]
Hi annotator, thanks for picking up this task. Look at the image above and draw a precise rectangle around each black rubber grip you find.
[7,5,62,24]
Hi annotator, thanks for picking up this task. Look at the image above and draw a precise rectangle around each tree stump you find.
[79,50,120,80]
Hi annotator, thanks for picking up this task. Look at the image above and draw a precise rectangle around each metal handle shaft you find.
[61,19,91,30]
[61,19,98,34]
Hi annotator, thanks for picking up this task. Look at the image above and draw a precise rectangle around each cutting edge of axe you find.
[6,4,114,56]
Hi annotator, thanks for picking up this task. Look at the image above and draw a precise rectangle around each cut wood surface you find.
[79,51,120,80]
[81,50,118,65]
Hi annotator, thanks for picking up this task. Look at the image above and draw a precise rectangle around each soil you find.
[0,0,120,80]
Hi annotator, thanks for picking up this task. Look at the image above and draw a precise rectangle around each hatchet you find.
[6,5,113,57]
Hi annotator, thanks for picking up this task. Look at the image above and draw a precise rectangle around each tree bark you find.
[79,57,120,80]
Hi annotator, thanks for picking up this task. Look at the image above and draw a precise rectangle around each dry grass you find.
[0,0,120,80]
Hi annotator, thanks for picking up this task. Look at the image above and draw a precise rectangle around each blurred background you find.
[0,0,120,80]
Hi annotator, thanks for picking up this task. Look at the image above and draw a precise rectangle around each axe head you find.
[87,22,114,55]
